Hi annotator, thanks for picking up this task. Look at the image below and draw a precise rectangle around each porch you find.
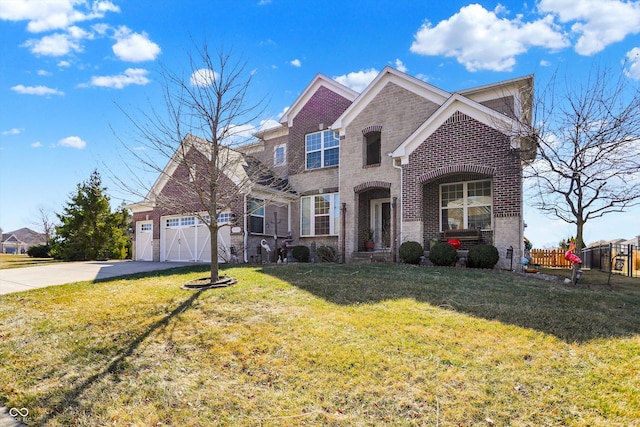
[351,248,393,263]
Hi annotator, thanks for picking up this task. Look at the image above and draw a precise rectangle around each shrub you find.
[467,244,500,269]
[429,242,457,266]
[27,244,50,258]
[399,241,424,265]
[292,245,310,263]
[317,245,338,262]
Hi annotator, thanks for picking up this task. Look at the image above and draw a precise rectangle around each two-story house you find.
[129,67,535,268]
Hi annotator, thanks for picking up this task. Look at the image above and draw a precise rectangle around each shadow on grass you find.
[36,290,203,425]
[262,263,640,344]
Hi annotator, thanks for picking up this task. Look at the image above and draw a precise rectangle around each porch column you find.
[392,197,397,263]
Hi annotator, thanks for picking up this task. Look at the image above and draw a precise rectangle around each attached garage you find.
[159,215,231,263]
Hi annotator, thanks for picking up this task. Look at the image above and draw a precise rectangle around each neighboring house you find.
[1,228,46,254]
[129,67,535,268]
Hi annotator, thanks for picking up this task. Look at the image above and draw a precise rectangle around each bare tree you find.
[526,65,640,254]
[114,41,280,284]
[32,206,57,245]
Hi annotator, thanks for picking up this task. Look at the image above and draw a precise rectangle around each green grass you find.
[0,264,638,426]
[0,253,57,270]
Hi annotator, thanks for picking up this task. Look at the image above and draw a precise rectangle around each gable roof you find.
[331,66,450,133]
[391,93,525,164]
[1,228,45,245]
[279,74,359,127]
[128,134,294,212]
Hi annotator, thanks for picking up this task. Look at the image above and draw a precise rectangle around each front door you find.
[370,199,391,249]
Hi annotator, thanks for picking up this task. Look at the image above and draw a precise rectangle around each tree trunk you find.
[210,222,219,282]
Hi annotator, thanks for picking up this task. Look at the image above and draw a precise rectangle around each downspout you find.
[392,156,403,261]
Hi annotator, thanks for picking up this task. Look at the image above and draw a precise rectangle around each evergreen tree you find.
[51,170,131,261]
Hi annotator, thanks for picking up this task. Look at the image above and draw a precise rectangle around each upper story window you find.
[305,130,339,170]
[248,198,265,234]
[364,131,381,166]
[274,144,286,166]
[440,180,492,231]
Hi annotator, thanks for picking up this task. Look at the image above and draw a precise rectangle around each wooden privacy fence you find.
[530,249,572,268]
[531,245,640,278]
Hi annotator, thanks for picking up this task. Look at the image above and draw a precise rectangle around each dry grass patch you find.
[0,264,638,426]
[0,253,57,270]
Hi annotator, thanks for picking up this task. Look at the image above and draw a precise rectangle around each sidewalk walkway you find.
[0,260,194,295]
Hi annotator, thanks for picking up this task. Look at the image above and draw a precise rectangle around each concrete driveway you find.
[0,261,195,295]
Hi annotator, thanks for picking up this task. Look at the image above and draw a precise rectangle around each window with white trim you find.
[249,198,265,234]
[440,180,492,231]
[301,193,340,236]
[166,218,179,228]
[140,223,152,231]
[305,130,339,170]
[274,144,286,166]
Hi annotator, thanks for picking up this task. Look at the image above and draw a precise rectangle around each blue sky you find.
[1,0,639,248]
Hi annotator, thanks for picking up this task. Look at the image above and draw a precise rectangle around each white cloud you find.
[31,141,42,148]
[290,58,301,67]
[58,136,86,149]
[112,26,161,62]
[394,59,407,73]
[624,47,640,80]
[2,128,21,135]
[11,84,64,95]
[333,68,379,92]
[88,68,150,89]
[538,0,640,56]
[410,4,568,72]
[23,32,82,56]
[57,60,71,67]
[0,0,120,33]
[190,68,217,87]
[539,59,552,67]
[37,69,51,76]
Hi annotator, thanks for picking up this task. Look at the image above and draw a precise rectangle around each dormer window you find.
[364,130,381,166]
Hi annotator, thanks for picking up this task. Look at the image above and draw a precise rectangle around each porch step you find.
[351,250,393,263]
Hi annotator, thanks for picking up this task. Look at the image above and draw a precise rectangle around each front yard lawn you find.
[0,264,638,426]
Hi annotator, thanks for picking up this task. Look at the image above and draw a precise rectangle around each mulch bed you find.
[182,276,238,290]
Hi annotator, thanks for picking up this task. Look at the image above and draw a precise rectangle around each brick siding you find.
[402,112,522,236]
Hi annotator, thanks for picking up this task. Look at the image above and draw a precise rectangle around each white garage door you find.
[135,221,153,261]
[160,215,231,263]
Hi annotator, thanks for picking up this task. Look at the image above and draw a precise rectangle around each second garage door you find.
[160,215,231,262]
